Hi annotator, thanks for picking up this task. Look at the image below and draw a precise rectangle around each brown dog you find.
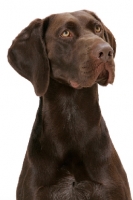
[8,10,132,200]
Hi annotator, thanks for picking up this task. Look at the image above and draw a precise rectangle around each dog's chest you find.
[51,175,103,200]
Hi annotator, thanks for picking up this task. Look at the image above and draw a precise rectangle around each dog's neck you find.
[42,79,101,131]
[32,78,108,183]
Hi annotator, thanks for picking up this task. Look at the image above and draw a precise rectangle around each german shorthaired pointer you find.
[8,10,132,200]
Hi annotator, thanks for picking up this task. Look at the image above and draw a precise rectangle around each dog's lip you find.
[106,65,115,84]
[96,64,115,85]
[69,80,81,89]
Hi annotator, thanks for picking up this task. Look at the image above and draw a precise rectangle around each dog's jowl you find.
[8,10,132,200]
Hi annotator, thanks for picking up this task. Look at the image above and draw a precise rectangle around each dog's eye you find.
[95,24,102,33]
[60,30,73,38]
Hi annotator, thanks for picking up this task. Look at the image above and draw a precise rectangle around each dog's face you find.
[8,10,116,95]
[45,10,115,89]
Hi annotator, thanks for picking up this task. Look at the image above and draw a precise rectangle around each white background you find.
[0,0,133,199]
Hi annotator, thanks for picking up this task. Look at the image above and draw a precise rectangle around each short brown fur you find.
[8,10,131,200]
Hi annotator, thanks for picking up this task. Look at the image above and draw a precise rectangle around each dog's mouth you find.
[69,63,115,89]
[96,64,115,86]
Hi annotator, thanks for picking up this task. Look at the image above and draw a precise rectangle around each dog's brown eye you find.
[61,30,72,38]
[95,25,102,33]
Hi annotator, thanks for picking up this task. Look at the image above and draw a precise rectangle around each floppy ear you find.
[8,18,50,96]
[104,26,116,57]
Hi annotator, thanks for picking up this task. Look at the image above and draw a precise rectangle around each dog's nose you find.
[96,43,114,62]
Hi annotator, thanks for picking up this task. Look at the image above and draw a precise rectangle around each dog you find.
[8,10,132,200]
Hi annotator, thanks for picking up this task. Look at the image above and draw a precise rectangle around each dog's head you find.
[8,10,116,96]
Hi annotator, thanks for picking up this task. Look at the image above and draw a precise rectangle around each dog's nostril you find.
[108,51,113,57]
[99,52,104,58]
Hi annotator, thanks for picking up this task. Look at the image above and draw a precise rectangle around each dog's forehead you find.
[47,10,98,31]
[71,10,98,21]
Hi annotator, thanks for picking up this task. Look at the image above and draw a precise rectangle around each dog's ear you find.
[104,26,116,57]
[8,18,50,96]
